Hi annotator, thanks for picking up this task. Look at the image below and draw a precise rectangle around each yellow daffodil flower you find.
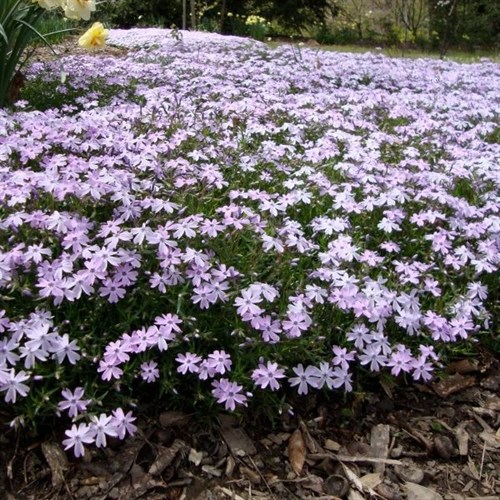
[78,22,108,49]
[65,0,96,21]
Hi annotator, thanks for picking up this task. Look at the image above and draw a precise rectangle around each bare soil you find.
[0,352,498,500]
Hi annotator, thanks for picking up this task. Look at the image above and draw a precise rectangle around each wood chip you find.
[217,486,246,500]
[446,359,479,374]
[455,422,469,456]
[148,439,187,476]
[240,465,261,484]
[360,472,382,490]
[268,432,290,445]
[405,482,444,500]
[220,427,257,457]
[225,455,235,478]
[188,448,203,466]
[41,441,69,489]
[324,439,342,452]
[370,424,390,474]
[479,430,500,449]
[431,373,477,398]
[159,411,191,427]
[299,418,321,454]
[310,452,402,465]
[201,464,223,477]
[341,462,377,497]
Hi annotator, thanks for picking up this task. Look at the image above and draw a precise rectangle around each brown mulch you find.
[1,354,498,500]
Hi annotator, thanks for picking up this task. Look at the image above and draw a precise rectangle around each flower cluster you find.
[245,15,268,26]
[34,0,96,21]
[0,29,498,457]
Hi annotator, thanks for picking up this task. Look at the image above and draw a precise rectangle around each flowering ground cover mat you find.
[0,28,498,498]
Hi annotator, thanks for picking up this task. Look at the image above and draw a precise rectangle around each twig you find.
[247,455,277,500]
[308,452,402,465]
[479,440,487,480]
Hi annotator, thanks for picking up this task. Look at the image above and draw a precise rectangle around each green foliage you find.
[98,0,182,28]
[314,23,358,46]
[1,0,47,107]
[34,10,76,45]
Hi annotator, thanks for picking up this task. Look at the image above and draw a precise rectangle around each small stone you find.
[434,435,455,459]
[405,482,444,500]
[395,464,425,484]
[375,483,402,500]
[107,488,120,499]
[324,474,349,497]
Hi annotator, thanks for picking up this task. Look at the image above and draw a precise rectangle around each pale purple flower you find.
[206,350,232,375]
[176,352,202,374]
[358,345,387,372]
[97,359,123,381]
[90,413,118,448]
[111,408,137,439]
[282,311,312,338]
[332,346,356,370]
[0,336,20,366]
[211,378,248,411]
[99,279,126,303]
[191,284,218,309]
[58,387,91,418]
[331,367,353,392]
[0,369,30,403]
[234,289,264,317]
[140,360,160,382]
[63,423,95,458]
[387,346,413,376]
[251,361,286,391]
[53,334,81,364]
[288,364,319,395]
[412,356,434,382]
[308,362,336,390]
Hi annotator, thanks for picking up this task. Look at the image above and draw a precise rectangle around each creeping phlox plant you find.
[0,29,499,457]
[0,0,104,107]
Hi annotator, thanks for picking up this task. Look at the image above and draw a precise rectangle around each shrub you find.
[98,0,182,28]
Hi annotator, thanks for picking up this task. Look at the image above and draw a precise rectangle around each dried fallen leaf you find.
[483,395,500,411]
[201,464,223,477]
[288,429,306,476]
[467,456,481,481]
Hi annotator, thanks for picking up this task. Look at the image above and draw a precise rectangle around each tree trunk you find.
[190,0,196,30]
[220,0,227,33]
